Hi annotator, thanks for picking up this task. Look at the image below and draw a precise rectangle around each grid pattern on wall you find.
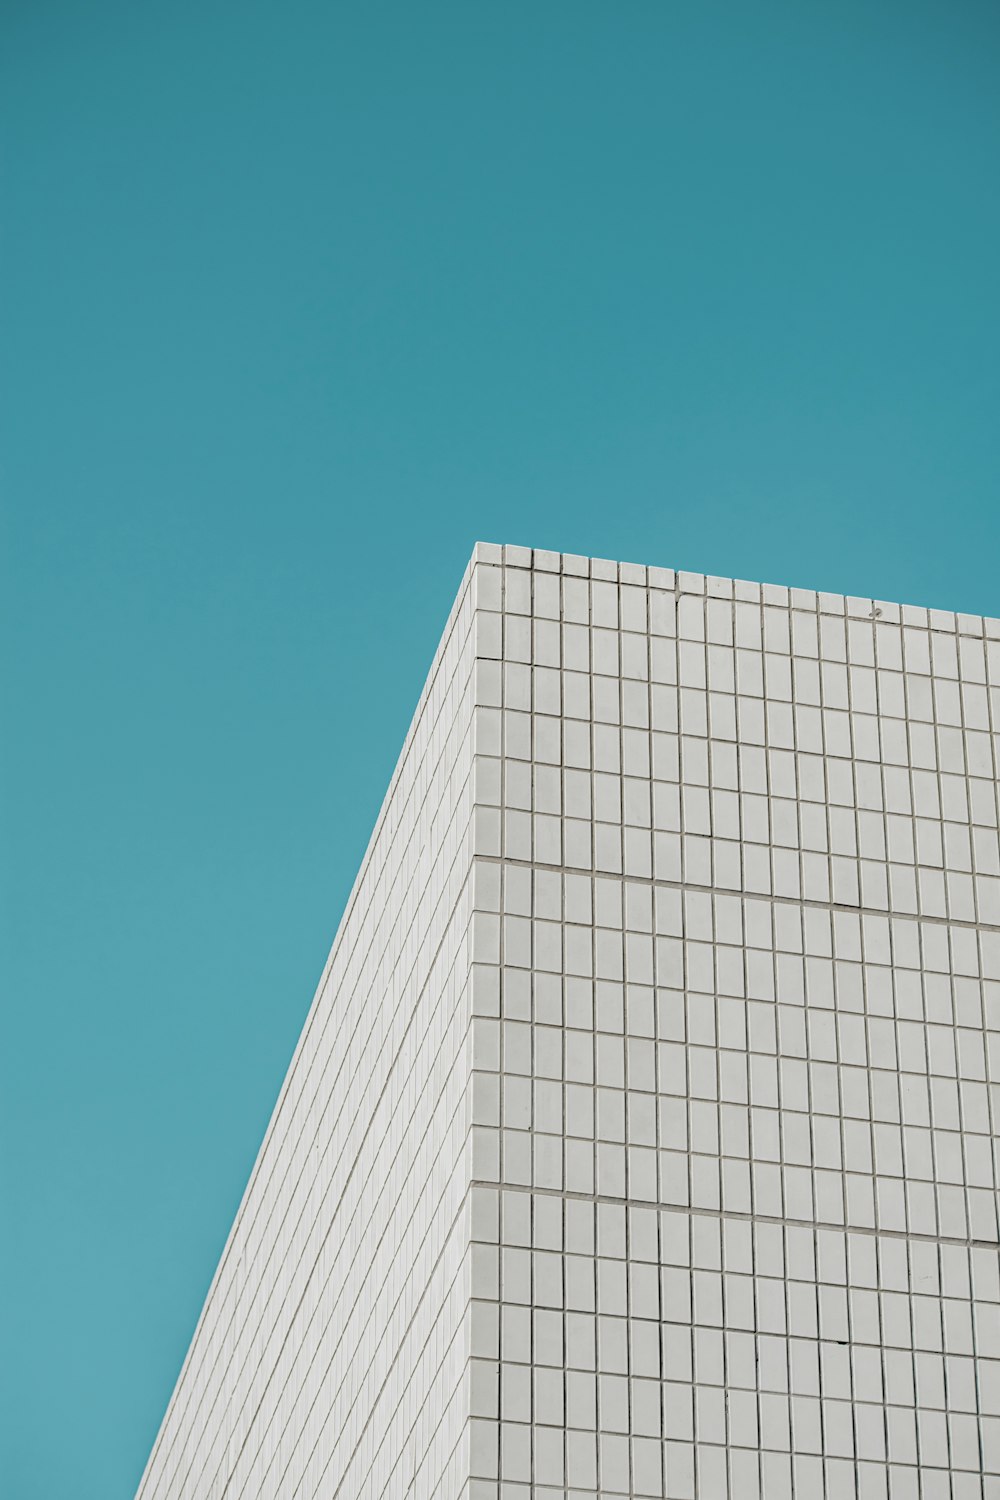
[137,543,1000,1500]
[137,558,479,1500]
[466,543,1000,1499]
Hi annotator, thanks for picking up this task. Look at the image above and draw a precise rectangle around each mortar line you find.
[474,852,1000,935]
[470,1180,1000,1251]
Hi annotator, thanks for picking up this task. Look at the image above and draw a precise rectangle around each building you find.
[137,543,1000,1499]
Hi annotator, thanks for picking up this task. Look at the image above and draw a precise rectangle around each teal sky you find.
[2,1,999,1494]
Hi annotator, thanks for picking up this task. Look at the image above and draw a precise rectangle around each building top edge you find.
[470,541,1000,637]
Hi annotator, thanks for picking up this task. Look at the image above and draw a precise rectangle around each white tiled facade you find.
[139,544,1000,1499]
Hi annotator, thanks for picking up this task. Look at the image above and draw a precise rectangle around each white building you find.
[137,543,1000,1499]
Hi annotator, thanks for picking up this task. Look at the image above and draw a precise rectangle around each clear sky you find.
[2,1,999,1494]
